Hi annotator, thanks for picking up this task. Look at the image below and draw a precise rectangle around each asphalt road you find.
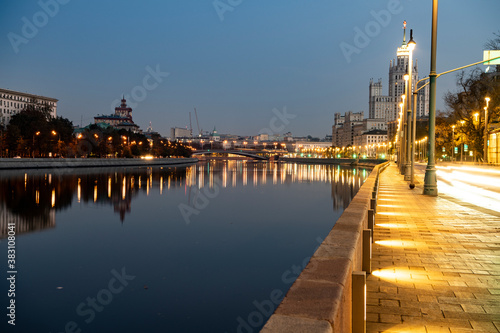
[410,162,500,216]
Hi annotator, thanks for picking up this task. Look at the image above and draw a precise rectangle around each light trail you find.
[436,166,500,213]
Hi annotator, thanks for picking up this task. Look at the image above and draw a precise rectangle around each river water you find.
[0,160,369,333]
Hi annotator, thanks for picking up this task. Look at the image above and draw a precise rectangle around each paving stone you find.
[483,305,500,314]
[368,322,427,332]
[367,312,379,323]
[380,299,400,307]
[418,295,438,303]
[425,325,451,333]
[366,164,500,333]
[469,321,500,331]
[460,304,486,313]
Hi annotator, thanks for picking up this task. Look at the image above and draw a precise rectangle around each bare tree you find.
[485,30,500,50]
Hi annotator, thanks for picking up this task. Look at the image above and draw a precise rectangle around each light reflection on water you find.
[0,160,369,333]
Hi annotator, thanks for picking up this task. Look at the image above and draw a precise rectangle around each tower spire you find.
[402,20,407,45]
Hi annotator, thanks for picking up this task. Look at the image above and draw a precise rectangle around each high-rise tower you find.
[369,21,429,123]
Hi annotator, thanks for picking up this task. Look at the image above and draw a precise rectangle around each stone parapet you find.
[262,161,389,332]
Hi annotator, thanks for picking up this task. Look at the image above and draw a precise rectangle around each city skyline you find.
[0,0,498,137]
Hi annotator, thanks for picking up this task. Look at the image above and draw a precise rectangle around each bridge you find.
[192,150,269,160]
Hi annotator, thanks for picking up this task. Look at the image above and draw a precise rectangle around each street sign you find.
[454,147,458,154]
[469,151,473,156]
[483,50,500,65]
[464,144,468,152]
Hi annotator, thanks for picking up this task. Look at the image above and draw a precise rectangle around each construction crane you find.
[194,108,202,137]
[189,112,193,137]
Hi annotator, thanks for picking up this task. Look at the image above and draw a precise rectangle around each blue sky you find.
[1,0,499,137]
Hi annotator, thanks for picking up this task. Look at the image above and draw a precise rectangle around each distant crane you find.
[194,108,202,137]
[189,112,193,137]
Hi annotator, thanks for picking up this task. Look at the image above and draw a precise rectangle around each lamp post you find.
[423,0,439,196]
[484,97,490,163]
[405,30,416,181]
[400,93,407,175]
[398,102,404,167]
[460,120,465,162]
[51,130,61,158]
[32,131,40,158]
[410,85,421,187]
[451,125,455,162]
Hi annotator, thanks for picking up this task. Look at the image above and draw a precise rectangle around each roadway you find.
[414,162,500,216]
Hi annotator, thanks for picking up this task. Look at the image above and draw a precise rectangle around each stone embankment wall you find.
[0,158,198,169]
[262,161,389,333]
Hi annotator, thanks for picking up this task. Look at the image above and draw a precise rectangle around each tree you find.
[6,106,76,157]
[443,68,500,161]
[485,31,500,72]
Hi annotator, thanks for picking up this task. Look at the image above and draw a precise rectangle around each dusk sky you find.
[1,0,499,137]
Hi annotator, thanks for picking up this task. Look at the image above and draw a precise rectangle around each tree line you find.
[0,104,192,158]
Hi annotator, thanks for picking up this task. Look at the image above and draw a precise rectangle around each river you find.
[0,160,370,333]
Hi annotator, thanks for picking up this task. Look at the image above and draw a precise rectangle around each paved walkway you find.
[367,163,500,333]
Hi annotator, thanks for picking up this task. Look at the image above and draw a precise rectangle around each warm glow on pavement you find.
[371,268,413,283]
[375,240,425,248]
[376,223,413,229]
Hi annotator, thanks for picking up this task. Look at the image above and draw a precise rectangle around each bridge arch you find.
[192,150,268,160]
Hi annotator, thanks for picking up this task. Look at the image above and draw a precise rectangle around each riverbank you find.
[0,157,198,169]
[262,161,389,332]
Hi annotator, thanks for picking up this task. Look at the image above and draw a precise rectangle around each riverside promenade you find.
[367,163,500,332]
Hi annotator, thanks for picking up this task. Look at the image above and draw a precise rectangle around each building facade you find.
[368,23,429,125]
[0,88,58,127]
[334,22,429,153]
[170,127,191,140]
[94,97,140,132]
[332,111,364,147]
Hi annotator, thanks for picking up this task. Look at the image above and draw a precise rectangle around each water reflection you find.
[0,161,370,238]
[183,161,368,211]
[0,167,189,238]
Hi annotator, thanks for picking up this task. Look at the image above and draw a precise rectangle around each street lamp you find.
[405,30,416,182]
[32,131,40,158]
[423,0,439,196]
[459,120,465,162]
[403,74,410,179]
[51,130,61,157]
[401,74,408,176]
[484,97,490,163]
[451,125,455,161]
[399,98,405,173]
